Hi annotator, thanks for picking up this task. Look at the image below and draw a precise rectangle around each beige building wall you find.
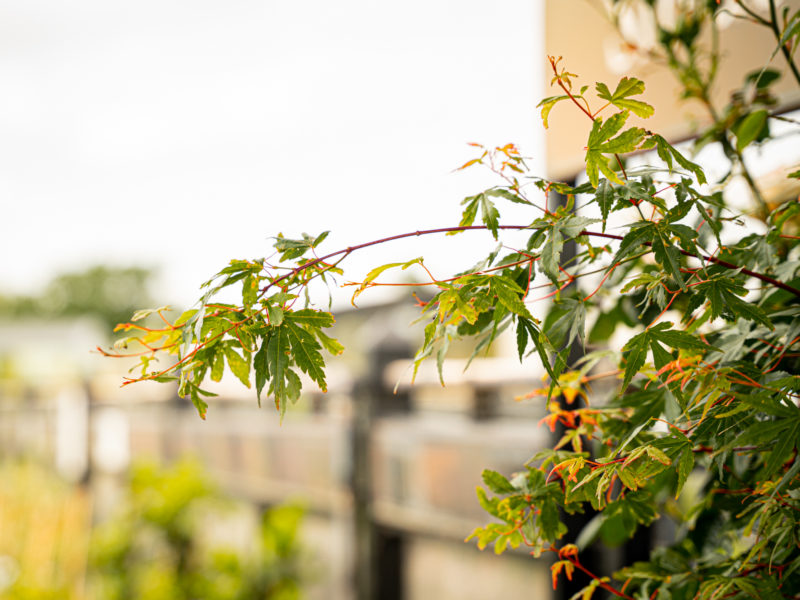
[543,0,800,179]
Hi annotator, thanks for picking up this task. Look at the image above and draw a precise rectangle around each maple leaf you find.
[595,77,654,119]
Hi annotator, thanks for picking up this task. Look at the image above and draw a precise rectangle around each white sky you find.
[0,1,545,309]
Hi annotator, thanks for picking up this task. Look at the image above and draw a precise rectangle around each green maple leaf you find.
[516,316,560,383]
[285,368,302,405]
[585,112,646,187]
[598,126,647,154]
[254,335,270,406]
[316,329,344,356]
[242,273,258,309]
[458,192,500,238]
[540,225,563,284]
[560,215,600,238]
[486,187,531,205]
[648,134,707,185]
[224,345,251,388]
[694,276,772,329]
[536,94,571,129]
[675,445,694,499]
[489,275,531,319]
[274,231,328,261]
[287,308,335,328]
[267,326,291,419]
[458,193,480,228]
[648,322,712,352]
[651,230,685,291]
[621,332,648,392]
[549,298,587,349]
[482,469,516,494]
[621,323,712,390]
[285,322,327,392]
[540,215,601,283]
[594,179,615,230]
[189,387,209,419]
[539,498,567,542]
[595,77,654,119]
[210,348,225,382]
[284,308,342,361]
[612,221,656,265]
[763,420,799,477]
[480,194,500,239]
[667,223,698,250]
[591,111,628,146]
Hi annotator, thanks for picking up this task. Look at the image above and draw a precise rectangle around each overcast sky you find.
[1,1,544,309]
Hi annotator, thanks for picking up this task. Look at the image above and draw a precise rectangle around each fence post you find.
[351,336,411,600]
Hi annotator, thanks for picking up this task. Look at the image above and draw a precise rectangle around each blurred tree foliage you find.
[0,266,153,332]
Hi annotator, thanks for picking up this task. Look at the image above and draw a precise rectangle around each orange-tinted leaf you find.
[456,158,482,171]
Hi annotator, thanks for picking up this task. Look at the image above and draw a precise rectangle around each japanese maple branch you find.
[259,225,535,296]
[260,225,800,300]
[582,230,800,298]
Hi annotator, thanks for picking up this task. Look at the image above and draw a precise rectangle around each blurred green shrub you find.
[0,460,307,600]
[88,459,307,600]
[0,265,153,332]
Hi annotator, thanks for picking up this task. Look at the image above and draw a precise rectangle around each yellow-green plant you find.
[0,463,90,600]
[89,460,305,600]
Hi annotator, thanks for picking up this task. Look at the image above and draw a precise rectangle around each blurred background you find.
[1,1,799,599]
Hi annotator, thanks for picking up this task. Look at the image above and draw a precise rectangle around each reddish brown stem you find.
[566,557,635,600]
[259,225,537,295]
[263,225,800,299]
[583,261,619,301]
[258,225,800,300]
[647,287,680,328]
[343,256,538,289]
[580,230,800,298]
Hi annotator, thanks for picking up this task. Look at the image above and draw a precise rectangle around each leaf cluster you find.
[110,234,343,420]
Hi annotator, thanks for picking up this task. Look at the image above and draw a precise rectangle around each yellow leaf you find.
[563,387,579,404]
